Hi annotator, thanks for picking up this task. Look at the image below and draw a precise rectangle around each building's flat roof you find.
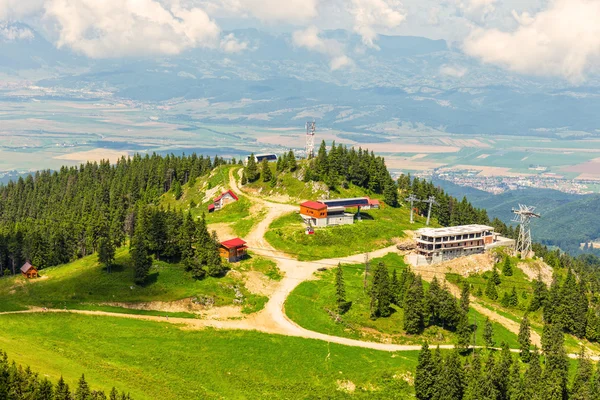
[417,224,494,238]
[321,197,369,208]
[300,201,327,210]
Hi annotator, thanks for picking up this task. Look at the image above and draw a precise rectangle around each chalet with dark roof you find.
[20,262,38,279]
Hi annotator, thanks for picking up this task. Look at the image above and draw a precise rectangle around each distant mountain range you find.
[2,23,600,138]
[435,179,600,254]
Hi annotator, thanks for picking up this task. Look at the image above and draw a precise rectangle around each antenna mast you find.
[305,121,316,159]
[512,204,541,259]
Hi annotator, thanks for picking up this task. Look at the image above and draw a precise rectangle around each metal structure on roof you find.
[512,204,541,258]
[320,197,369,208]
[305,121,316,159]
[417,224,495,238]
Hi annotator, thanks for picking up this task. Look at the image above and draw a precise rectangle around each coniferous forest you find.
[0,153,230,278]
[0,349,132,400]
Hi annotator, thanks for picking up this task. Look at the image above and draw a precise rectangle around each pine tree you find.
[335,263,347,314]
[523,347,542,399]
[455,311,472,354]
[390,269,401,306]
[541,323,569,400]
[508,286,519,307]
[425,276,442,325]
[480,352,500,400]
[586,309,600,342]
[131,208,152,284]
[172,180,183,200]
[110,388,119,400]
[241,173,247,185]
[403,275,424,334]
[519,314,531,362]
[97,235,116,273]
[485,276,498,300]
[370,262,392,318]
[438,350,464,399]
[260,158,272,182]
[529,273,547,312]
[287,150,297,171]
[508,357,525,400]
[544,276,561,324]
[483,317,495,347]
[415,343,438,400]
[502,256,513,276]
[245,154,258,182]
[463,352,482,400]
[494,343,513,398]
[460,283,470,314]
[591,358,600,400]
[55,376,72,400]
[37,378,54,400]
[571,347,593,400]
[205,231,224,277]
[491,265,501,285]
[75,374,91,400]
[383,180,399,207]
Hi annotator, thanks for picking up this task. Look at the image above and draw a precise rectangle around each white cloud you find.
[0,0,45,20]
[440,64,468,78]
[220,33,248,53]
[0,23,34,41]
[197,0,319,22]
[349,0,406,49]
[44,0,221,58]
[463,0,600,83]
[292,26,352,70]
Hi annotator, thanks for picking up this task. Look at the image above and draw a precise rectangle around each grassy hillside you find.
[0,313,418,399]
[286,253,519,348]
[265,206,427,261]
[0,248,275,315]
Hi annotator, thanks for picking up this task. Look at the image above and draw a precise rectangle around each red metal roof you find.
[214,190,239,202]
[368,199,380,205]
[300,201,327,210]
[208,204,215,210]
[220,238,247,249]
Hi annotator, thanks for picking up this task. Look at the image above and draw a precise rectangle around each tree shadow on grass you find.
[140,272,159,287]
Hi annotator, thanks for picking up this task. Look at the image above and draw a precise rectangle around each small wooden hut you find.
[20,262,38,279]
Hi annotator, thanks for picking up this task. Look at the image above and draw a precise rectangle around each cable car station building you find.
[299,197,373,227]
[412,224,514,265]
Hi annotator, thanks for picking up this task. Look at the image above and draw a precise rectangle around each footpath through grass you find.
[265,206,426,261]
[0,313,418,400]
[0,248,268,314]
[286,253,519,348]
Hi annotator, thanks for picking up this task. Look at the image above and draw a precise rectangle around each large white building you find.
[411,224,515,265]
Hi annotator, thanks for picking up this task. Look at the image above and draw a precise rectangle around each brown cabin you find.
[20,262,38,279]
[219,238,247,262]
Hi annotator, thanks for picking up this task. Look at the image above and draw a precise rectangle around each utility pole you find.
[405,194,419,224]
[422,195,438,226]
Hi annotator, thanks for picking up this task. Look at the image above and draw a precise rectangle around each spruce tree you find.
[98,235,116,273]
[523,347,542,399]
[483,317,495,347]
[390,269,401,306]
[245,153,258,182]
[205,231,224,277]
[110,388,119,400]
[502,256,513,276]
[241,173,247,185]
[415,343,438,400]
[571,347,593,400]
[529,273,547,312]
[591,359,600,400]
[519,314,531,362]
[425,276,442,325]
[131,208,152,284]
[508,357,525,400]
[37,378,54,400]
[463,352,482,400]
[485,276,498,300]
[438,350,464,400]
[586,309,600,342]
[403,275,425,333]
[75,374,91,400]
[370,262,392,318]
[55,376,72,400]
[455,311,472,354]
[544,276,561,324]
[460,283,470,314]
[261,158,272,182]
[335,263,347,314]
[383,180,399,207]
[480,352,500,400]
[494,343,513,398]
[491,265,501,285]
[287,150,297,171]
[508,286,519,307]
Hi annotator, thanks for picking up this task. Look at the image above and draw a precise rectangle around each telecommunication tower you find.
[423,196,438,226]
[512,204,541,258]
[405,194,419,224]
[305,121,316,159]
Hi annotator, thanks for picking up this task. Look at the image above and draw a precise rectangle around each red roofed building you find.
[366,199,380,209]
[219,238,248,262]
[209,190,239,212]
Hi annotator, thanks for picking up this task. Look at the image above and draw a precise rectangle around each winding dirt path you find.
[0,168,566,355]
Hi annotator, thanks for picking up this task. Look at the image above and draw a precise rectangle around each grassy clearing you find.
[236,253,282,281]
[231,207,267,238]
[0,313,418,399]
[0,247,266,314]
[285,253,519,348]
[265,207,427,261]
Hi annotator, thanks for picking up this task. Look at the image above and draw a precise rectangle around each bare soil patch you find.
[54,149,131,163]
